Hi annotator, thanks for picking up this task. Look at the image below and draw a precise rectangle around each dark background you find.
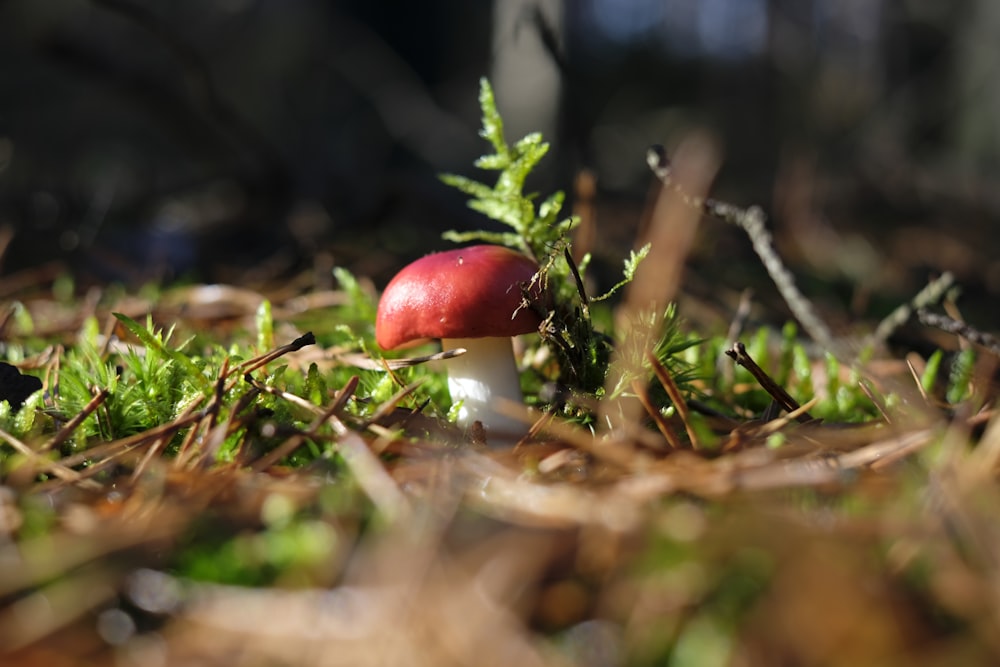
[1,0,998,329]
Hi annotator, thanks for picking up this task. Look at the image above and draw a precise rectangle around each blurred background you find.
[1,0,999,329]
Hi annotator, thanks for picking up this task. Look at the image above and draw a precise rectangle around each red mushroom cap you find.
[376,245,543,350]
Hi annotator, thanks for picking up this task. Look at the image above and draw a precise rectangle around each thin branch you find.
[725,342,812,423]
[917,309,1000,357]
[718,288,754,383]
[647,145,835,351]
[871,272,955,344]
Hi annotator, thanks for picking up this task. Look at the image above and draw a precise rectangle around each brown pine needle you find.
[756,396,820,436]
[631,378,682,450]
[231,331,317,378]
[359,380,425,430]
[858,379,892,424]
[904,352,932,403]
[338,347,467,371]
[38,387,110,454]
[54,409,205,471]
[248,376,363,473]
[648,352,702,449]
[537,414,652,472]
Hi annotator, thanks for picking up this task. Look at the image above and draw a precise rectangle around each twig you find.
[917,309,1000,357]
[725,342,812,423]
[871,272,955,345]
[233,332,316,377]
[838,428,935,470]
[647,145,835,352]
[563,245,590,310]
[718,288,754,383]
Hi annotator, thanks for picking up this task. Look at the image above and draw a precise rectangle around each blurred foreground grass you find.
[0,249,996,666]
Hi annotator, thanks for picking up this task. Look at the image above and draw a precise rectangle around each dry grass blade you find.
[726,453,848,492]
[172,399,212,468]
[522,405,652,471]
[840,428,936,470]
[0,567,118,651]
[37,387,110,454]
[50,410,205,471]
[858,379,892,424]
[756,396,820,436]
[171,359,233,470]
[903,351,931,401]
[461,450,642,530]
[328,411,410,522]
[600,132,720,432]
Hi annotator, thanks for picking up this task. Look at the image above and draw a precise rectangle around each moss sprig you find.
[440,77,674,400]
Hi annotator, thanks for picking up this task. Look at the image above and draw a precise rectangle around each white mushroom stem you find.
[441,337,528,442]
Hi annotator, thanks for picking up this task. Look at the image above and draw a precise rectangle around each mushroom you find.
[375,245,543,441]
